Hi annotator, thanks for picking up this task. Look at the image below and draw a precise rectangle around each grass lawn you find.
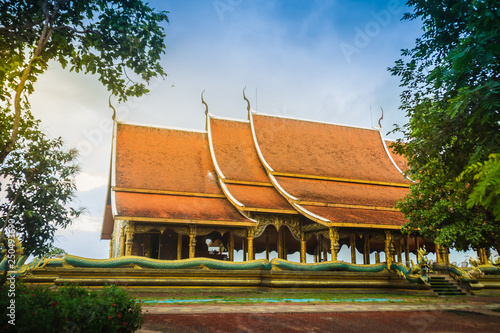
[125,289,470,305]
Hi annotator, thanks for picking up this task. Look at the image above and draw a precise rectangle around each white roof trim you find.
[117,119,206,133]
[252,111,379,132]
[249,111,275,172]
[379,132,415,183]
[209,114,250,123]
[101,118,118,238]
[219,179,245,208]
[268,173,299,201]
[110,121,118,215]
[291,202,331,224]
[110,119,118,189]
[206,115,226,180]
[110,189,118,217]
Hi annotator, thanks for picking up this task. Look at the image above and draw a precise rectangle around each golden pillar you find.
[404,236,410,265]
[477,248,483,264]
[242,237,247,261]
[444,246,450,264]
[375,252,380,264]
[384,230,394,269]
[120,225,126,257]
[189,225,197,259]
[317,235,322,262]
[265,232,270,260]
[321,235,328,261]
[396,240,402,263]
[125,221,135,256]
[177,234,183,260]
[229,231,234,261]
[350,233,356,264]
[329,227,340,261]
[436,244,442,263]
[247,228,255,261]
[477,248,489,264]
[283,228,288,260]
[414,237,420,261]
[278,227,284,259]
[300,232,307,263]
[363,234,370,265]
[109,235,114,258]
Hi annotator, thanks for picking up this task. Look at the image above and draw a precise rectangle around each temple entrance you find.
[253,225,300,261]
[143,233,160,259]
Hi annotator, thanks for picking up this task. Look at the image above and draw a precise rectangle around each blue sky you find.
[25,0,477,263]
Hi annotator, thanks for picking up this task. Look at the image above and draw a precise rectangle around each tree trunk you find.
[0,13,52,164]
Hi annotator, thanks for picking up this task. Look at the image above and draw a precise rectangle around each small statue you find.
[469,257,481,267]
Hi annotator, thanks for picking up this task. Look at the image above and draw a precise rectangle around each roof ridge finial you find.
[377,107,384,129]
[243,87,251,112]
[109,94,116,120]
[201,89,209,115]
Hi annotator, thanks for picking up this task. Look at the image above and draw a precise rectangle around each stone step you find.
[428,276,466,296]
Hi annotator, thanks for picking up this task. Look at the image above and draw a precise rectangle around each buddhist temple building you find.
[101,100,443,265]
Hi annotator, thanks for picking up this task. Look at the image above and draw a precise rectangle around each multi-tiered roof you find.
[101,108,410,239]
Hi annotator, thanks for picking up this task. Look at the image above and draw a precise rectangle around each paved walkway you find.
[142,302,500,316]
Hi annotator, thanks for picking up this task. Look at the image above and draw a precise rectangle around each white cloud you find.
[53,214,109,259]
[76,172,108,192]
[60,214,102,234]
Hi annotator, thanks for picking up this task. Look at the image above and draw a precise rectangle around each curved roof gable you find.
[208,116,295,213]
[251,113,408,184]
[208,117,269,183]
[250,112,409,228]
[385,140,409,174]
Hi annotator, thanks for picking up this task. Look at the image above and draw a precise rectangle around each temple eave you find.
[114,216,257,227]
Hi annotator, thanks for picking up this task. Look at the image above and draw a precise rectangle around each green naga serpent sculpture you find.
[63,255,273,270]
[18,254,431,285]
[7,250,498,287]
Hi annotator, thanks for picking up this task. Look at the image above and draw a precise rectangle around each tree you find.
[0,113,83,284]
[46,245,66,258]
[389,0,500,254]
[0,0,169,163]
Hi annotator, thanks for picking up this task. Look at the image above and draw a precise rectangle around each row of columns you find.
[117,222,478,266]
[117,223,410,264]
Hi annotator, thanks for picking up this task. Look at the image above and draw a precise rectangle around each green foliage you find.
[0,0,168,102]
[0,0,169,162]
[389,0,500,251]
[45,245,66,258]
[462,154,500,220]
[0,115,83,258]
[0,282,144,332]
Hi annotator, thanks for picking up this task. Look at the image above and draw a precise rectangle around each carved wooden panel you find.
[253,213,302,240]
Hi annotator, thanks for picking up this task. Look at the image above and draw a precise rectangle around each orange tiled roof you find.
[250,112,410,227]
[251,113,409,184]
[299,205,407,227]
[115,123,222,194]
[103,111,412,237]
[275,177,409,208]
[224,183,294,212]
[115,192,253,224]
[101,122,255,239]
[208,116,295,213]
